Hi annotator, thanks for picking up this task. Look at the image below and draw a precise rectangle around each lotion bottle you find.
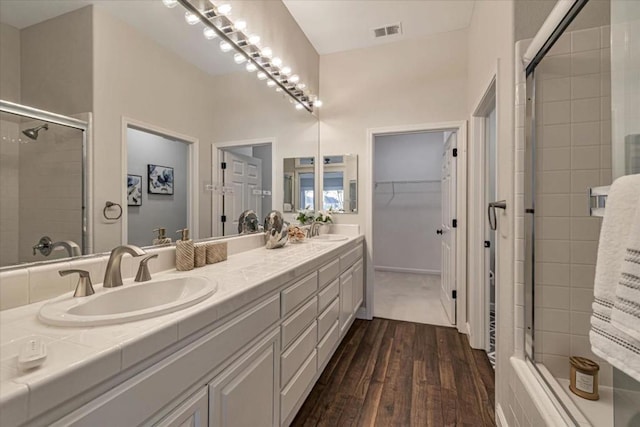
[175,228,194,271]
[152,227,172,245]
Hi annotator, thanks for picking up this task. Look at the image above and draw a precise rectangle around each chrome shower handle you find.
[488,200,507,231]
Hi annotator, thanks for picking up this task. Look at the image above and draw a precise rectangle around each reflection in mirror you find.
[126,126,191,247]
[322,155,358,213]
[0,104,87,268]
[283,157,315,212]
[217,144,272,236]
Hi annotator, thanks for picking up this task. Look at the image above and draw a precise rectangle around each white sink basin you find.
[311,234,349,242]
[38,276,216,327]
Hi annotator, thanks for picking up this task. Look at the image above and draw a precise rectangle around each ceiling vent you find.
[372,23,403,39]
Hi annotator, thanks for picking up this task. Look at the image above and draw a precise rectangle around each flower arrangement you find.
[296,208,334,225]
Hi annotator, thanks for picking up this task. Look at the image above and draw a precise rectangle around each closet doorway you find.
[372,130,457,326]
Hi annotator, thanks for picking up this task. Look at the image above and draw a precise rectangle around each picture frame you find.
[127,174,143,206]
[148,164,174,195]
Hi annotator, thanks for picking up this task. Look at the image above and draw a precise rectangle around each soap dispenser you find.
[152,227,172,245]
[175,228,194,271]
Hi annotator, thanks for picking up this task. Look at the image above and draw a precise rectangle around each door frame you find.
[365,121,468,334]
[468,66,499,350]
[121,117,199,245]
[212,137,276,237]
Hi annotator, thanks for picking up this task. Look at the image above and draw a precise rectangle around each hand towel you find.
[590,173,640,383]
[611,196,640,342]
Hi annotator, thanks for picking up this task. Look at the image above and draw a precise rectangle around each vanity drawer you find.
[318,278,339,312]
[281,350,317,425]
[317,320,339,370]
[318,259,340,289]
[281,271,318,316]
[340,245,363,273]
[281,297,317,350]
[281,322,317,387]
[317,297,339,341]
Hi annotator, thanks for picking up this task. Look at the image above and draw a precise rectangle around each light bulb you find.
[185,11,200,25]
[257,71,267,80]
[261,47,273,58]
[267,80,276,87]
[234,53,246,64]
[162,0,178,8]
[281,66,291,76]
[246,62,257,72]
[217,3,232,15]
[290,74,300,83]
[248,34,260,45]
[295,103,304,110]
[234,20,247,31]
[276,87,283,92]
[203,27,217,40]
[314,100,323,108]
[219,41,232,52]
[272,57,282,67]
[297,83,306,90]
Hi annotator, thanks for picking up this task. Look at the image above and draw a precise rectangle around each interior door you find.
[222,151,262,234]
[440,132,457,325]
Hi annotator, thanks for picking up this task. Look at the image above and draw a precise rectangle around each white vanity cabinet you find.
[47,240,364,427]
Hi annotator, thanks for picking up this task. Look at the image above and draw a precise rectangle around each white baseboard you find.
[374,266,441,275]
[496,403,508,427]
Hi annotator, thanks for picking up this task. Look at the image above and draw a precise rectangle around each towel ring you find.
[103,201,122,220]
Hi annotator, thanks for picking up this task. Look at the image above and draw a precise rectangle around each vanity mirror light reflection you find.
[0,0,320,269]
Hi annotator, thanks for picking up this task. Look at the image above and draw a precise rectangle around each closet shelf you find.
[375,179,441,201]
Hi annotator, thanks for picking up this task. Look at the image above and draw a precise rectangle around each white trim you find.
[121,117,199,245]
[365,121,468,333]
[468,65,499,350]
[374,266,441,275]
[212,137,277,237]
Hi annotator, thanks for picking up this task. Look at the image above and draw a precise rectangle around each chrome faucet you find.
[103,245,146,288]
[309,221,323,238]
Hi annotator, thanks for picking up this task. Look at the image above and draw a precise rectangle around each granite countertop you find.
[0,234,364,426]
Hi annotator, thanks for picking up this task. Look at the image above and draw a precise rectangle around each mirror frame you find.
[0,99,92,271]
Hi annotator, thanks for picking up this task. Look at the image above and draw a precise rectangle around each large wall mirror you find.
[0,0,319,269]
[283,157,316,213]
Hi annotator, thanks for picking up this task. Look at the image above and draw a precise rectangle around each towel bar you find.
[588,186,610,217]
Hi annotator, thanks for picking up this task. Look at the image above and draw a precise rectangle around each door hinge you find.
[452,290,457,299]
[452,148,458,157]
[484,240,491,248]
[221,162,227,170]
[221,215,227,223]
[452,219,457,228]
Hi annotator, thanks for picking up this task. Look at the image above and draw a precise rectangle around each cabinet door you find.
[352,260,364,314]
[339,270,354,335]
[155,388,208,427]
[209,331,280,427]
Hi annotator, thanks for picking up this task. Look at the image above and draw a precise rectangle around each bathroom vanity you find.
[0,234,364,427]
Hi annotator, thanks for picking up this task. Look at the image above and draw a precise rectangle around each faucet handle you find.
[59,269,95,297]
[135,254,158,283]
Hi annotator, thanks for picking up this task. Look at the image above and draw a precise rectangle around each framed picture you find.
[148,164,174,195]
[127,174,142,206]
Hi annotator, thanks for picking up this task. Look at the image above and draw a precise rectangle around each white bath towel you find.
[612,196,640,342]
[590,173,640,383]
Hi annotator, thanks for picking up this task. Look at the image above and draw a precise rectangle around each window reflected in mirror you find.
[283,157,315,212]
[322,154,357,213]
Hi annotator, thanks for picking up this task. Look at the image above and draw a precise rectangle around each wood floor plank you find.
[293,318,496,427]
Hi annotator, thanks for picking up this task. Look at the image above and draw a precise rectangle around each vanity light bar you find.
[175,0,319,113]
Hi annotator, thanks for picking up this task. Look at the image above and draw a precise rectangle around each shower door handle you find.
[436,229,443,235]
[488,200,507,231]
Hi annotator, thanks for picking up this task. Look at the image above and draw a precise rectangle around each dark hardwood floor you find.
[291,318,496,427]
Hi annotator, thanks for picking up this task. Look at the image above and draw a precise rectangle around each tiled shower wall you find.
[0,119,20,266]
[515,25,614,387]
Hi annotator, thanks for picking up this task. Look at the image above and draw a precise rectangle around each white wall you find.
[126,127,188,247]
[465,0,516,423]
[373,132,443,273]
